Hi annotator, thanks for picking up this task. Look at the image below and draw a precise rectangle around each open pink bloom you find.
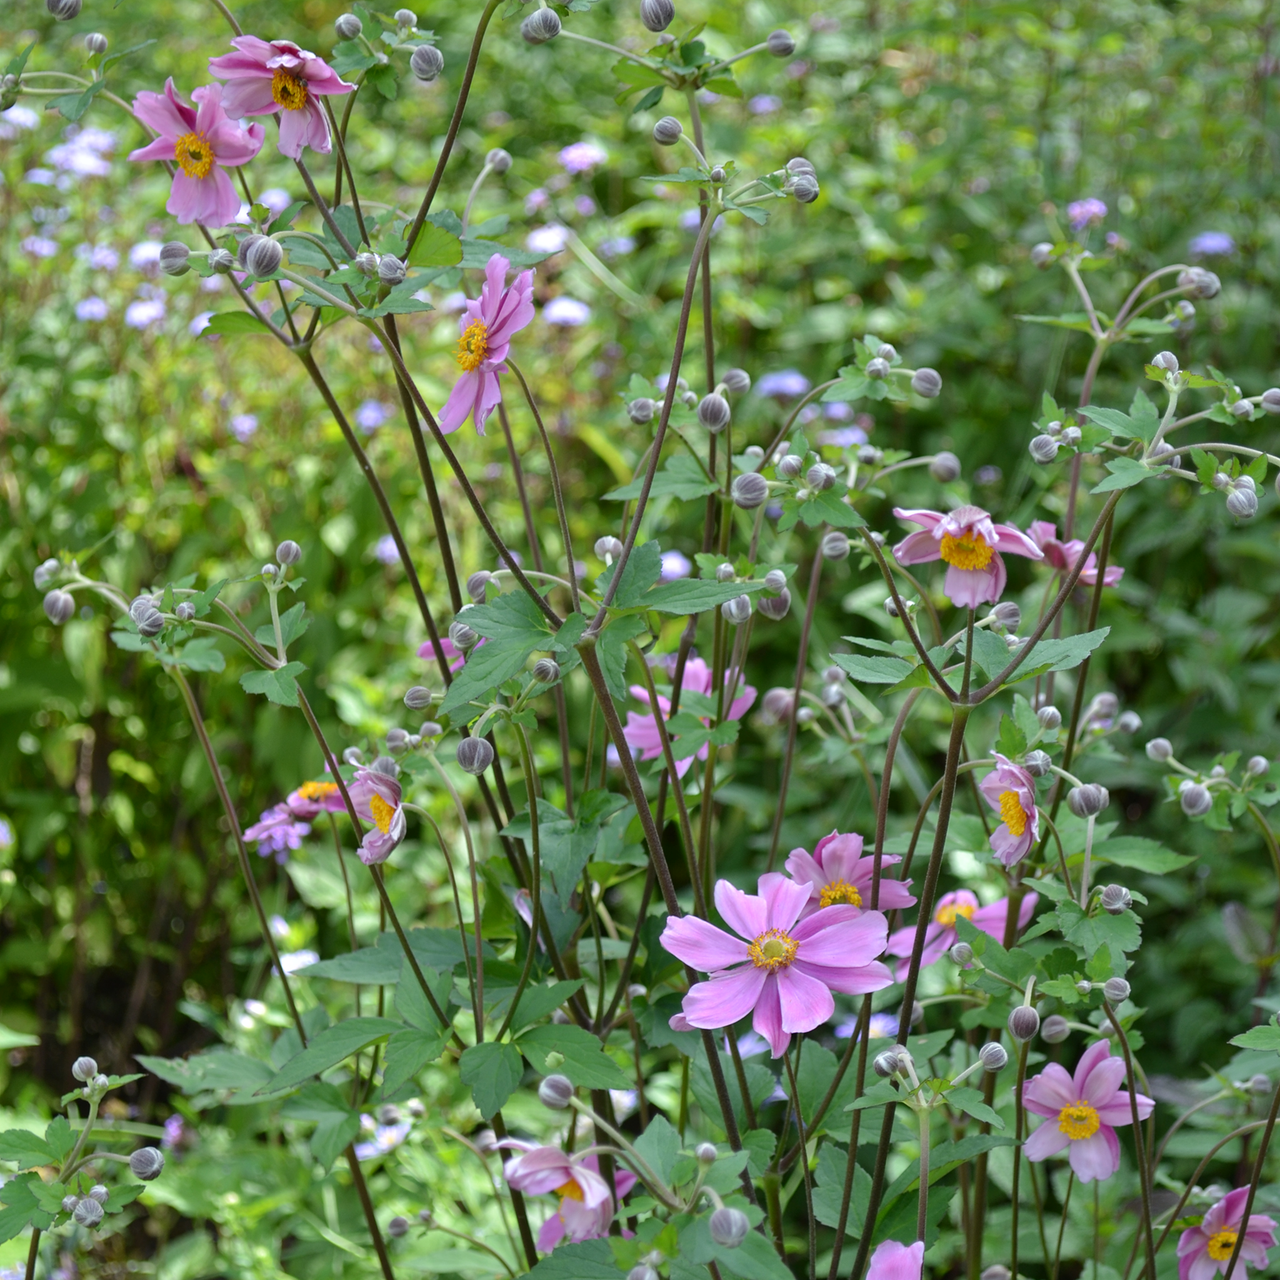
[347,767,405,865]
[129,80,263,227]
[286,779,347,820]
[978,753,1040,867]
[1023,1039,1154,1182]
[885,888,1038,980]
[892,504,1043,608]
[623,658,756,780]
[501,1143,636,1251]
[438,254,535,435]
[867,1240,925,1280]
[661,874,893,1058]
[417,634,483,674]
[785,830,916,919]
[207,37,353,159]
[1178,1188,1277,1280]
[1028,520,1124,588]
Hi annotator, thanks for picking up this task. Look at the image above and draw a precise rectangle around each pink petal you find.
[489,269,536,347]
[775,964,835,1034]
[681,966,766,1030]
[472,364,505,434]
[1079,1053,1128,1107]
[536,1212,567,1252]
[1095,1090,1154,1126]
[622,711,664,761]
[991,523,1045,558]
[1073,1040,1116,1095]
[990,825,1034,867]
[1022,1119,1072,1162]
[438,369,483,433]
[944,559,1004,608]
[892,507,945,531]
[207,116,264,166]
[660,916,749,972]
[893,528,943,565]
[682,659,714,697]
[870,878,917,910]
[131,81,190,140]
[793,958,894,996]
[784,849,825,891]
[167,169,237,227]
[714,880,767,941]
[1027,520,1057,549]
[1184,1246,1219,1280]
[793,908,887,965]
[217,78,278,118]
[726,686,758,721]
[1068,1125,1119,1183]
[506,1146,573,1194]
[1023,1062,1079,1116]
[568,1164,612,1209]
[129,136,178,163]
[760,874,812,932]
[867,1240,925,1280]
[751,974,788,1057]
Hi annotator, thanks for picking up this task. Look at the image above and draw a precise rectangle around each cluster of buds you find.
[1146,737,1271,817]
[1028,416,1083,464]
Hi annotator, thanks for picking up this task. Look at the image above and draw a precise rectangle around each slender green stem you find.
[916,1103,931,1241]
[1104,1002,1157,1280]
[1052,1172,1075,1280]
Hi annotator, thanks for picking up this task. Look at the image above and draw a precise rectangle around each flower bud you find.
[449,620,478,650]
[354,251,379,277]
[1210,765,1227,779]
[680,389,699,408]
[1041,1014,1069,1044]
[61,1194,80,1214]
[404,686,434,711]
[465,570,493,603]
[929,451,961,483]
[47,0,82,19]
[982,1267,1012,1280]
[979,1042,1008,1072]
[714,562,735,583]
[410,43,444,81]
[806,462,836,491]
[821,531,850,560]
[911,367,942,397]
[721,594,752,625]
[1177,266,1221,299]
[696,1142,718,1165]
[378,255,407,286]
[159,241,191,277]
[1008,1005,1041,1042]
[396,8,417,26]
[709,1207,749,1249]
[34,558,61,589]
[1100,884,1132,915]
[1231,399,1254,420]
[209,247,235,274]
[873,1049,900,1078]
[538,1074,575,1109]
[486,147,512,174]
[1024,750,1051,777]
[627,397,655,424]
[72,1056,99,1082]
[791,174,820,204]
[1103,976,1130,1004]
[1263,389,1280,415]
[1029,433,1059,464]
[343,747,366,765]
[457,736,494,776]
[387,1216,409,1238]
[336,13,363,38]
[787,157,816,177]
[653,116,683,145]
[88,1185,109,1205]
[722,368,751,394]
[1179,780,1213,817]
[732,472,769,509]
[73,1198,104,1228]
[1067,783,1110,818]
[1145,737,1173,762]
[1030,242,1054,267]
[1035,705,1061,732]
[43,589,75,625]
[129,1147,165,1181]
[1247,756,1270,777]
[243,236,283,278]
[532,657,561,683]
[640,0,675,32]
[1251,1074,1273,1095]
[865,357,890,380]
[522,8,561,43]
[758,589,791,620]
[776,454,804,479]
[698,392,731,432]
[595,536,624,560]
[85,31,108,54]
[1227,485,1259,520]
[762,687,795,723]
[949,942,974,966]
[385,727,411,751]
[1150,350,1179,374]
[630,1269,660,1280]
[371,755,400,778]
[766,29,796,56]
[988,600,1020,632]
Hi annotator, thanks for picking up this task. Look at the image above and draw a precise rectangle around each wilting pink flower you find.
[1178,1187,1277,1280]
[129,80,263,227]
[347,768,405,865]
[661,874,893,1058]
[244,803,310,863]
[623,658,755,780]
[892,505,1043,608]
[978,754,1040,867]
[885,888,1038,979]
[1028,520,1124,588]
[286,779,346,820]
[207,37,353,159]
[501,1143,636,1250]
[438,254,535,435]
[1023,1039,1154,1182]
[867,1239,925,1280]
[785,830,916,919]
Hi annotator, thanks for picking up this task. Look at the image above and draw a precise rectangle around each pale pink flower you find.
[785,830,916,919]
[1028,520,1124,588]
[892,504,1043,608]
[885,888,1038,979]
[347,767,405,865]
[622,658,755,780]
[243,803,309,863]
[285,779,346,820]
[129,80,263,227]
[1178,1187,1277,1280]
[978,753,1039,866]
[660,874,893,1058]
[500,1143,636,1251]
[867,1239,925,1280]
[1023,1039,1154,1182]
[207,37,353,159]
[417,634,481,673]
[438,254,535,435]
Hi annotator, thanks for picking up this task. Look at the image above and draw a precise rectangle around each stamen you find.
[369,793,396,835]
[1057,1101,1100,1141]
[173,131,213,180]
[998,790,1028,837]
[939,531,994,571]
[555,1177,584,1203]
[748,928,799,972]
[819,879,863,909]
[1207,1230,1239,1261]
[455,318,489,371]
[271,68,309,111]
[297,781,339,800]
[935,901,976,928]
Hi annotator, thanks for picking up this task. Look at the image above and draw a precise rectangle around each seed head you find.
[821,531,851,560]
[336,13,363,38]
[159,241,191,277]
[1029,434,1059,464]
[532,657,561,683]
[486,147,512,174]
[640,0,675,32]
[522,8,562,43]
[709,1207,749,1249]
[979,1042,1008,1072]
[628,397,656,424]
[1103,976,1131,1004]
[758,589,791,620]
[410,44,444,81]
[929,451,961,483]
[721,594,752,625]
[129,1147,166,1181]
[1067,783,1110,818]
[911,367,942,397]
[1179,780,1213,817]
[1008,1005,1041,1042]
[1145,737,1173,762]
[1040,1014,1070,1044]
[43,589,75,625]
[1100,884,1132,915]
[722,367,751,394]
[731,472,770,509]
[538,1074,575,1109]
[697,392,731,432]
[766,29,796,56]
[456,736,495,776]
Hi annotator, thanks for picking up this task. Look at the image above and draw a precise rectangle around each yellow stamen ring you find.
[935,901,976,928]
[174,131,214,179]
[369,793,396,835]
[271,68,309,111]
[748,928,799,972]
[939,530,994,571]
[455,318,490,371]
[1057,1101,1100,1141]
[819,879,863,909]
[998,789,1028,837]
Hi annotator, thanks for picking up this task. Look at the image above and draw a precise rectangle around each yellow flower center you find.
[1057,1101,1100,1141]
[748,928,799,972]
[555,1178,584,1203]
[173,131,213,179]
[369,793,396,835]
[1207,1230,1239,1262]
[455,318,490,371]
[935,901,976,928]
[819,879,863,909]
[297,781,339,801]
[271,68,309,111]
[999,790,1028,836]
[939,531,994,571]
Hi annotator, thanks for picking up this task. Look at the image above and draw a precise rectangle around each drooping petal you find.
[751,975,788,1057]
[892,528,945,565]
[991,523,1046,558]
[660,915,750,972]
[536,1212,567,1252]
[944,560,1004,608]
[437,368,483,433]
[714,880,768,941]
[892,507,947,532]
[472,364,506,434]
[1068,1125,1120,1183]
[132,79,193,139]
[681,966,767,1030]
[1022,1119,1072,1161]
[504,1145,574,1194]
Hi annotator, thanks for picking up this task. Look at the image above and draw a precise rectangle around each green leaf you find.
[797,488,868,530]
[813,1143,872,1236]
[264,1017,404,1093]
[637,578,765,615]
[945,1085,1005,1129]
[299,946,404,983]
[0,1174,45,1243]
[598,541,665,609]
[633,1114,681,1184]
[1091,457,1152,493]
[407,220,464,269]
[174,637,225,672]
[995,713,1028,760]
[510,980,587,1031]
[281,1082,362,1169]
[1015,312,1101,334]
[831,653,915,685]
[965,629,1013,683]
[597,614,649,702]
[518,1024,630,1088]
[358,278,434,319]
[240,661,307,707]
[604,455,718,501]
[845,1080,902,1112]
[1093,836,1193,874]
[524,1239,622,1279]
[202,310,272,337]
[438,590,557,715]
[381,1028,448,1092]
[365,62,399,99]
[1010,628,1110,682]
[459,1041,525,1119]
[1054,900,1142,956]
[0,1129,55,1169]
[1230,1016,1280,1053]
[329,38,380,76]
[46,78,107,121]
[137,1049,274,1094]
[43,1117,74,1163]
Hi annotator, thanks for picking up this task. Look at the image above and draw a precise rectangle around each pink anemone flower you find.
[660,873,893,1058]
[892,504,1043,608]
[438,253,535,435]
[500,1142,636,1251]
[417,634,482,674]
[867,1240,925,1280]
[1023,1039,1155,1183]
[785,830,916,919]
[885,888,1038,980]
[207,37,353,159]
[286,779,346,820]
[129,80,264,227]
[1178,1187,1277,1280]
[347,767,406,865]
[1028,520,1124,588]
[622,658,756,780]
[978,753,1040,867]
